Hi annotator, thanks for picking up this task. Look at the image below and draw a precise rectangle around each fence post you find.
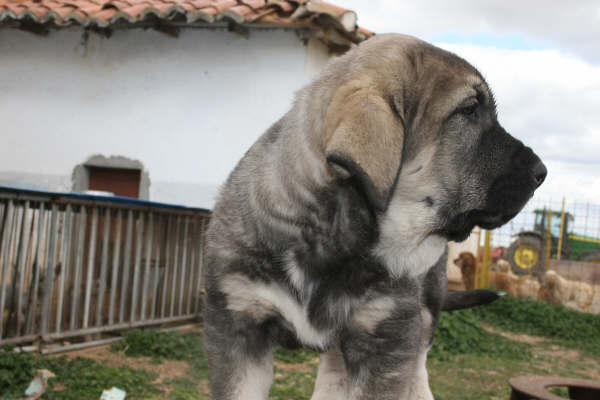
[0,200,15,339]
[481,230,491,288]
[545,210,552,271]
[557,197,566,260]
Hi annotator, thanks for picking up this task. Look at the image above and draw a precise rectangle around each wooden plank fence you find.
[0,187,210,346]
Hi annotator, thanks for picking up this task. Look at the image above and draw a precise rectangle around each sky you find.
[336,0,600,205]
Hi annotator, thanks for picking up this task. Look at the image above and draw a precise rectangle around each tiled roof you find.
[0,0,372,46]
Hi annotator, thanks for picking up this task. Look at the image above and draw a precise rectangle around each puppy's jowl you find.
[203,34,546,399]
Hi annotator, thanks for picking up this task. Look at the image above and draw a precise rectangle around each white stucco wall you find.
[0,26,331,208]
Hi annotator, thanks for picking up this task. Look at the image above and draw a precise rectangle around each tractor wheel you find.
[506,235,545,276]
[580,251,600,263]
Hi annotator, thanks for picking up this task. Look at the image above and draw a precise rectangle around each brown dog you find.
[538,270,594,310]
[453,252,477,290]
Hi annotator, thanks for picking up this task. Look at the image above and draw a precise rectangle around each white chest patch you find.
[221,274,331,349]
[373,199,446,278]
[375,232,446,279]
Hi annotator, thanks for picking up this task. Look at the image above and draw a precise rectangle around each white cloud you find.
[337,0,600,64]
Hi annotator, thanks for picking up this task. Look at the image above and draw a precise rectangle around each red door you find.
[88,167,141,198]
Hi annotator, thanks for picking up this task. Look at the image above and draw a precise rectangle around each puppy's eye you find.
[458,103,478,116]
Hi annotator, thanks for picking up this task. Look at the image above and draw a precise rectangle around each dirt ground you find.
[59,344,190,383]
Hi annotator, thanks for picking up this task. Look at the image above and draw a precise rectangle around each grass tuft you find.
[273,347,318,364]
[0,344,160,399]
[3,296,599,400]
[430,308,531,361]
[111,330,209,381]
[470,295,600,355]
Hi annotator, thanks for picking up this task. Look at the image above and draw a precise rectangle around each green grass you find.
[111,330,210,381]
[0,345,160,400]
[470,295,600,355]
[270,369,317,400]
[270,347,319,400]
[430,308,531,361]
[427,297,600,400]
[2,296,598,399]
[273,347,318,364]
[111,330,210,399]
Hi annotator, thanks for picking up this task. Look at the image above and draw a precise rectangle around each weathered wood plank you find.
[27,203,48,334]
[108,209,122,325]
[119,210,134,323]
[82,206,98,329]
[178,217,189,316]
[70,205,87,331]
[41,203,59,333]
[170,216,180,317]
[56,205,73,333]
[161,215,172,318]
[141,213,154,321]
[130,212,145,322]
[95,208,111,327]
[150,214,162,320]
[15,202,31,336]
[0,201,15,338]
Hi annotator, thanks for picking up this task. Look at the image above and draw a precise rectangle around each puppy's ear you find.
[324,81,405,211]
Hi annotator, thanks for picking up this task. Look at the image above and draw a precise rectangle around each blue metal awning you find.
[0,185,210,213]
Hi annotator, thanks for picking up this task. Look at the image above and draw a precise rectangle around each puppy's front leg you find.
[406,349,434,400]
[311,345,349,400]
[204,319,274,400]
[203,281,274,400]
[341,297,430,400]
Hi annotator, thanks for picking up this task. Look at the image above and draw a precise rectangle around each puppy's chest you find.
[222,235,442,350]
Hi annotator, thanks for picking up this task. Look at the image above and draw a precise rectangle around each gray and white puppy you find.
[202,34,546,400]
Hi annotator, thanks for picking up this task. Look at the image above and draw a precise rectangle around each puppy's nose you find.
[531,160,547,188]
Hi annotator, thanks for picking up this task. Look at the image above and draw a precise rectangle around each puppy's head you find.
[315,34,546,241]
[453,252,476,271]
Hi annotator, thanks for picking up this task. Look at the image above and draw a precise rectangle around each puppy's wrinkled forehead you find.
[358,34,492,118]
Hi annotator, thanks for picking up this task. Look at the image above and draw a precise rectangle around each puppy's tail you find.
[442,289,502,311]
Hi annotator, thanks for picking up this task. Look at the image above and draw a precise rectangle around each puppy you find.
[538,270,594,311]
[453,252,477,290]
[203,34,546,399]
[489,271,533,298]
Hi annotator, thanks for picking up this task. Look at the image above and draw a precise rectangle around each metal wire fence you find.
[480,198,600,284]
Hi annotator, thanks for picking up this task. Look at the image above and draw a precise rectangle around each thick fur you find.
[491,260,540,300]
[203,34,545,399]
[537,270,595,311]
[489,271,540,300]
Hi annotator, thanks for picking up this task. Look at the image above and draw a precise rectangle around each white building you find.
[0,0,370,208]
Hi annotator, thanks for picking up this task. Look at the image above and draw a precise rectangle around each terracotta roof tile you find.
[0,0,373,46]
[188,0,213,7]
[239,0,265,9]
[222,4,253,22]
[3,3,21,13]
[53,6,75,17]
[212,0,236,12]
[93,7,117,19]
[29,5,51,17]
